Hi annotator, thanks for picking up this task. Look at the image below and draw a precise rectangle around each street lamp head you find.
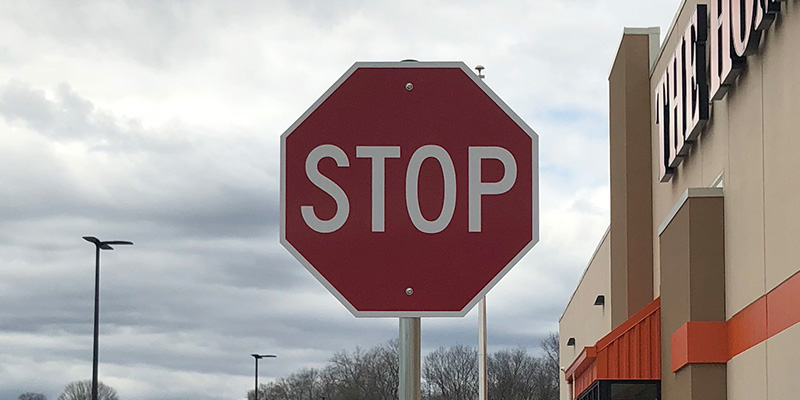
[83,237,134,250]
[104,240,134,246]
[251,354,277,359]
[83,236,101,245]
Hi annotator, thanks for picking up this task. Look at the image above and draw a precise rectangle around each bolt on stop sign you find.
[280,61,538,317]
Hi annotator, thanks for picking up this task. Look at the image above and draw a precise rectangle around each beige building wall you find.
[558,230,612,400]
[761,0,800,292]
[727,342,766,400]
[559,28,657,400]
[649,1,800,400]
[726,324,800,400]
[560,1,800,398]
[649,0,726,300]
[766,323,800,399]
[658,191,726,400]
[609,28,657,328]
[651,0,800,320]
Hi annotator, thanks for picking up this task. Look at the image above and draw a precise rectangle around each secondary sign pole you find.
[478,298,488,400]
[475,64,489,400]
[399,317,421,400]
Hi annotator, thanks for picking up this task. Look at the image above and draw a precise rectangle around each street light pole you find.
[83,236,133,400]
[92,243,100,400]
[251,353,276,400]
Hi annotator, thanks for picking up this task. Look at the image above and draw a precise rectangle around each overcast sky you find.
[0,1,679,399]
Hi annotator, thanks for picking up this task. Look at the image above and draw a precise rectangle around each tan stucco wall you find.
[766,323,800,398]
[761,1,800,292]
[659,192,726,400]
[558,1,800,398]
[650,0,800,318]
[650,0,721,300]
[558,230,612,400]
[727,342,766,400]
[727,323,800,400]
[609,30,655,327]
[649,1,800,400]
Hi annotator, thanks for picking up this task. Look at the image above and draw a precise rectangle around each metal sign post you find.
[475,64,489,400]
[399,317,421,400]
[280,61,539,400]
[478,297,488,400]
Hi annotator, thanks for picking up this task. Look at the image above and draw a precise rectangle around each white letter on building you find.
[667,52,685,164]
[732,0,761,57]
[754,0,780,31]
[709,0,744,101]
[684,4,709,143]
[656,74,674,182]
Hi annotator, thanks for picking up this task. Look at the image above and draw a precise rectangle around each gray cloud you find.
[0,1,681,399]
[0,80,189,150]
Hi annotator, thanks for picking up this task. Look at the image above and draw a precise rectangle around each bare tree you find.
[256,368,327,400]
[243,333,560,400]
[363,338,399,400]
[534,333,559,400]
[422,345,477,400]
[488,348,538,400]
[249,340,398,400]
[325,340,398,400]
[57,381,118,400]
[246,383,268,400]
[18,393,47,400]
[326,347,370,399]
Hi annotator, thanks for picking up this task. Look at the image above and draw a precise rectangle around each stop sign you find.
[281,61,538,317]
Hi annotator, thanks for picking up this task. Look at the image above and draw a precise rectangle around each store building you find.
[558,1,800,399]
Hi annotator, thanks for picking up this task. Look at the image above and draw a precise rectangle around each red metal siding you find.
[573,358,597,397]
[595,305,660,380]
[565,298,661,398]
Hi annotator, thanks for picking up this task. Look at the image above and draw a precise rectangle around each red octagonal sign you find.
[281,62,538,317]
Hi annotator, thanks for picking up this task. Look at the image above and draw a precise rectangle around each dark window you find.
[577,381,660,400]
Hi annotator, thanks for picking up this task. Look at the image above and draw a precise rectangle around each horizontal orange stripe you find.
[767,270,800,337]
[671,321,727,372]
[728,296,767,359]
[678,270,800,365]
[672,324,688,371]
[567,271,800,388]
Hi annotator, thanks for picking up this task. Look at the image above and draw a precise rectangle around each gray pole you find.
[251,353,275,400]
[92,245,100,400]
[478,298,488,400]
[83,236,132,400]
[399,317,421,400]
[474,64,488,400]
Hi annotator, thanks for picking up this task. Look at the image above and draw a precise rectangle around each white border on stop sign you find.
[279,61,539,318]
